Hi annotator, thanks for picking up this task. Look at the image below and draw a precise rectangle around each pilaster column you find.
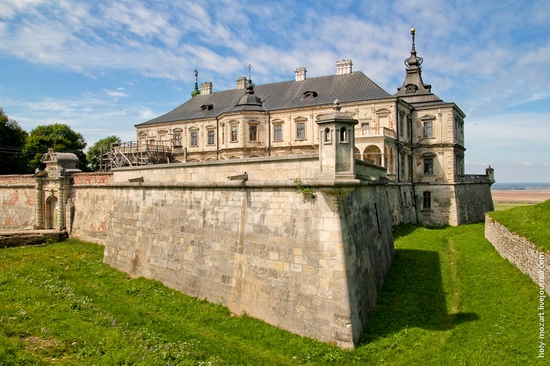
[34,178,44,229]
[57,178,65,231]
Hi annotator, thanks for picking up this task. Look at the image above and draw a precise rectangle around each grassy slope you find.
[0,225,546,365]
[488,200,550,252]
[357,224,541,365]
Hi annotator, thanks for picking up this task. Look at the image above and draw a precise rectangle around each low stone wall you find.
[0,175,36,230]
[68,173,113,245]
[112,154,319,184]
[485,215,549,295]
[69,187,113,245]
[0,230,68,248]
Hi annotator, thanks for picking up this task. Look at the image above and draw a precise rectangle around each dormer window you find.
[405,84,418,94]
[303,91,318,99]
[200,104,213,111]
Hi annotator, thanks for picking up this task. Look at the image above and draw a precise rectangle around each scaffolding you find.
[100,140,174,172]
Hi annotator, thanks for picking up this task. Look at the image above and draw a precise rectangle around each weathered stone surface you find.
[0,175,36,230]
[0,230,68,248]
[103,178,394,349]
[485,215,549,295]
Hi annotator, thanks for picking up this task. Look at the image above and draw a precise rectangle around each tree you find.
[86,135,121,171]
[24,124,88,172]
[0,108,29,174]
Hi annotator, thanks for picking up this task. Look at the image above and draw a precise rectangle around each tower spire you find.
[246,64,254,94]
[404,28,423,69]
[395,28,434,98]
[191,69,200,97]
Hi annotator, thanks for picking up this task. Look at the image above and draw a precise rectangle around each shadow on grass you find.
[360,248,479,344]
[391,224,448,241]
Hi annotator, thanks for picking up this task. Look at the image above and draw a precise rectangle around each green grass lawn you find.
[489,200,550,252]
[493,202,532,211]
[0,225,546,365]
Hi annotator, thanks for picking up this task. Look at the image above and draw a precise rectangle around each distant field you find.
[491,189,550,211]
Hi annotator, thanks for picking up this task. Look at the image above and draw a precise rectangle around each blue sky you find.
[1,0,549,183]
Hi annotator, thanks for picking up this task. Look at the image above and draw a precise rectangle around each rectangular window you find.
[190,132,198,147]
[296,122,305,140]
[207,130,215,145]
[172,133,182,147]
[231,125,238,142]
[423,121,433,138]
[424,158,434,175]
[423,191,432,210]
[361,122,370,128]
[273,124,282,141]
[249,125,257,141]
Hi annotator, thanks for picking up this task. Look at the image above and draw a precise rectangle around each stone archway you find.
[363,145,382,166]
[355,147,362,161]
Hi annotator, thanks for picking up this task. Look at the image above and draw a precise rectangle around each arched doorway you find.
[45,195,58,229]
[363,145,382,166]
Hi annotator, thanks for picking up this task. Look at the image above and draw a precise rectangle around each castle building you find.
[1,30,496,347]
[133,29,494,225]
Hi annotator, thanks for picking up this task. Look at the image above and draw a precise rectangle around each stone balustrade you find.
[355,127,396,139]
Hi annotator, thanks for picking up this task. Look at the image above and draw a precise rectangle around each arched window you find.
[324,127,331,143]
[340,127,348,143]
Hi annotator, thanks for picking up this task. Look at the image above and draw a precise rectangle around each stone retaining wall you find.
[485,215,549,295]
[103,181,394,348]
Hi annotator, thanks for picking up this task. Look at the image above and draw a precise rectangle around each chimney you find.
[200,82,212,95]
[295,67,307,81]
[237,76,247,90]
[336,59,353,75]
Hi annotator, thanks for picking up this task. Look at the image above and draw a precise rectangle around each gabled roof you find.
[137,71,391,126]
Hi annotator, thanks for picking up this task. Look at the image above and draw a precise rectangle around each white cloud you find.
[465,161,488,166]
[102,88,129,98]
[0,0,548,180]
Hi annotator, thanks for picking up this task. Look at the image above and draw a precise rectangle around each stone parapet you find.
[457,174,492,184]
[485,215,549,295]
[73,172,113,185]
[112,154,320,184]
[0,174,36,186]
